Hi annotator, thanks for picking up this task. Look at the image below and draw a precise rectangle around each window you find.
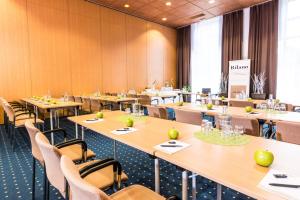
[277,0,300,104]
[190,16,222,95]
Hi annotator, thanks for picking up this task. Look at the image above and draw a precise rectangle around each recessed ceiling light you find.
[166,2,172,6]
[124,4,130,8]
[162,17,167,21]
[208,0,215,4]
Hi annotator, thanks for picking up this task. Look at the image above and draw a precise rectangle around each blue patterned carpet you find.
[0,118,254,200]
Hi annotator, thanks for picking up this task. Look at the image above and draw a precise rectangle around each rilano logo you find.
[230,65,249,70]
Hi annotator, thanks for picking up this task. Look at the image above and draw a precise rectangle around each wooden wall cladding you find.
[0,0,177,100]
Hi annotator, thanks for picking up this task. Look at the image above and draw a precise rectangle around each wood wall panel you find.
[147,22,165,88]
[0,0,177,100]
[101,7,127,93]
[27,0,72,97]
[126,16,148,92]
[0,0,31,100]
[69,0,102,95]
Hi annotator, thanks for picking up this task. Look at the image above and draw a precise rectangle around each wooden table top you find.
[164,103,300,123]
[68,111,300,200]
[155,135,300,200]
[22,98,82,109]
[68,111,200,155]
[76,95,136,103]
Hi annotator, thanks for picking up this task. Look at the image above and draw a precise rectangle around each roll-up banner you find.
[228,59,251,99]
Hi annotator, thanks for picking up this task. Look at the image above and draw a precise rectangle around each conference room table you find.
[78,95,137,110]
[67,111,300,200]
[164,102,300,122]
[22,98,82,144]
[138,93,179,104]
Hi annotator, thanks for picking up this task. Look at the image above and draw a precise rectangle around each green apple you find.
[247,98,253,102]
[177,102,184,106]
[254,149,274,167]
[96,112,104,119]
[206,103,213,110]
[245,106,253,113]
[46,99,51,103]
[221,96,225,100]
[168,128,179,140]
[51,100,57,104]
[126,118,134,127]
[275,99,280,104]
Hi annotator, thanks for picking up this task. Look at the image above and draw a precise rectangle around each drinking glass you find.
[280,104,286,112]
[234,125,244,136]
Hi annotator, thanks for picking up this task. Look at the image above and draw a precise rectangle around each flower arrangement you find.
[219,72,228,94]
[252,72,266,94]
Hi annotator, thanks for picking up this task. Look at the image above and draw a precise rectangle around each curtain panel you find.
[221,10,244,76]
[176,25,191,89]
[248,0,279,97]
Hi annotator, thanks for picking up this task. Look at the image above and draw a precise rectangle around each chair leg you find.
[32,158,36,200]
[65,179,69,200]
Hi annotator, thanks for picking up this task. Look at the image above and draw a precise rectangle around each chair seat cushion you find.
[111,185,165,200]
[59,144,96,162]
[77,160,128,190]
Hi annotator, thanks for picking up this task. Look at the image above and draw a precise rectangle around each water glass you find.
[234,125,244,136]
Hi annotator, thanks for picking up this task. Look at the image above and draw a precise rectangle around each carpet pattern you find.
[0,117,253,200]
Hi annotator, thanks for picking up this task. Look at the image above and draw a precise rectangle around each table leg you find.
[81,126,85,140]
[49,110,54,145]
[113,140,117,159]
[75,107,78,139]
[154,158,160,194]
[35,106,38,119]
[217,183,222,200]
[192,173,197,200]
[119,103,122,111]
[182,170,188,200]
[259,123,264,137]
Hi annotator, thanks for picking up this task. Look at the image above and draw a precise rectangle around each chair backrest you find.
[25,120,44,164]
[68,96,75,102]
[74,96,83,103]
[60,156,111,200]
[147,105,168,119]
[2,103,15,122]
[82,97,91,112]
[35,132,66,197]
[138,95,151,106]
[277,121,300,145]
[229,100,254,108]
[215,115,260,136]
[174,109,202,126]
[90,99,101,113]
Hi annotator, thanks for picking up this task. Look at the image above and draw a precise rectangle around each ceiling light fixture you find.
[208,0,215,4]
[162,17,167,21]
[166,2,172,6]
[124,4,130,8]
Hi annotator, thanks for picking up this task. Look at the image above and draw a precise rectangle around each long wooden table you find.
[22,98,82,144]
[78,95,136,110]
[164,103,300,123]
[68,111,300,200]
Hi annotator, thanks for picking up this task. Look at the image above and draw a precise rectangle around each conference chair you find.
[67,95,75,102]
[25,121,99,200]
[90,99,101,113]
[82,97,92,113]
[229,100,254,108]
[146,105,168,119]
[276,121,300,145]
[2,102,44,150]
[35,132,128,200]
[215,115,260,136]
[174,109,203,126]
[60,155,178,200]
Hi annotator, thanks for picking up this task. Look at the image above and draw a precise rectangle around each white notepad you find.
[111,128,137,135]
[259,169,300,200]
[83,118,104,123]
[154,140,190,154]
